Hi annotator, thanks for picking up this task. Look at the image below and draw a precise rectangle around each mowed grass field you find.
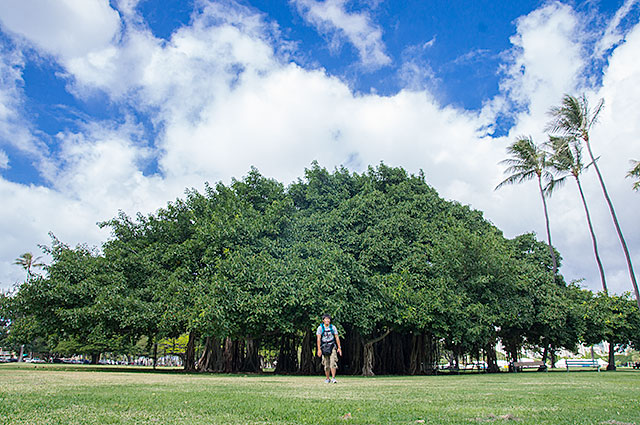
[0,364,638,425]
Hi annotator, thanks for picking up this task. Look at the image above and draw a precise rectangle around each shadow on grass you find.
[3,362,631,377]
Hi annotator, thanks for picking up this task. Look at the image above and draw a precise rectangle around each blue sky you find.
[0,0,639,297]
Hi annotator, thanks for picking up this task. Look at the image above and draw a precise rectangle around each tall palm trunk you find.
[538,176,557,275]
[574,174,607,293]
[584,138,639,310]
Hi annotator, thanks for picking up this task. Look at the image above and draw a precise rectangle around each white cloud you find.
[0,42,42,155]
[0,150,8,169]
[595,0,640,58]
[0,0,639,301]
[291,0,391,69]
[0,121,188,289]
[497,2,584,128]
[0,0,121,60]
[397,43,438,91]
[586,20,640,294]
[488,2,640,297]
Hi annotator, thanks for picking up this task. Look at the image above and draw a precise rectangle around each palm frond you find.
[584,156,600,171]
[586,96,604,131]
[546,94,604,141]
[628,160,640,191]
[544,175,567,196]
[495,171,537,190]
[496,135,550,191]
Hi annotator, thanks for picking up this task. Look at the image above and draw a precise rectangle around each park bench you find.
[565,359,601,372]
[511,360,546,372]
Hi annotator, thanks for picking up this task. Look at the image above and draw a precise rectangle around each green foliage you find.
[582,293,640,350]
[5,163,631,366]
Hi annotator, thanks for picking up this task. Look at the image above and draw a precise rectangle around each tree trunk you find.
[235,339,245,372]
[361,330,391,376]
[538,176,557,275]
[607,341,616,371]
[197,337,223,372]
[375,332,405,374]
[408,333,425,375]
[223,337,241,373]
[485,341,500,373]
[343,327,363,375]
[222,337,245,373]
[299,330,320,375]
[184,332,198,371]
[452,345,460,370]
[585,138,639,310]
[550,349,556,369]
[241,338,261,373]
[18,344,24,362]
[90,352,100,365]
[152,342,158,369]
[538,344,548,371]
[362,342,375,376]
[424,333,439,375]
[274,335,298,374]
[575,175,607,293]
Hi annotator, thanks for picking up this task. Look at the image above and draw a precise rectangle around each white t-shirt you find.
[316,324,338,344]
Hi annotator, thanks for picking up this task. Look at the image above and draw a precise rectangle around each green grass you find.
[1,364,639,424]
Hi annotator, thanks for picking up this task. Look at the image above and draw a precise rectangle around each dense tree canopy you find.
[2,163,637,373]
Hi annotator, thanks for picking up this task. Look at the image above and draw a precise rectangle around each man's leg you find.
[330,348,338,382]
[323,355,331,381]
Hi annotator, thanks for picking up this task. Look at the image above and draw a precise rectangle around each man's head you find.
[322,314,331,325]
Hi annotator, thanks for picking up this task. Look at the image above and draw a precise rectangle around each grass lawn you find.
[0,364,638,424]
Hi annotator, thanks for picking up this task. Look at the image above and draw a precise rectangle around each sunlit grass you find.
[0,363,638,424]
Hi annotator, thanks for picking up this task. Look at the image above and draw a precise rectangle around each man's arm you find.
[335,334,342,356]
[316,333,322,357]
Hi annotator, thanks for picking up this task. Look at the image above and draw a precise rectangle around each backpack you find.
[320,325,336,355]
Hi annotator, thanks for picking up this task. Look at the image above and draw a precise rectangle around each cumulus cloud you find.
[0,42,42,155]
[489,2,640,296]
[0,121,185,288]
[291,0,391,69]
[0,0,121,60]
[497,2,584,128]
[0,0,639,299]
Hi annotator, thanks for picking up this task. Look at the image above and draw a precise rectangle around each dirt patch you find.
[475,414,522,422]
[600,420,636,425]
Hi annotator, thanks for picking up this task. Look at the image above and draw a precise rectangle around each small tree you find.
[13,252,45,280]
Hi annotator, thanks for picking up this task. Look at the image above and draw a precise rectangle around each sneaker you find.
[331,378,337,384]
[324,378,331,383]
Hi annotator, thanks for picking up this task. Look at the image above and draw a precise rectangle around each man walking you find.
[317,314,342,383]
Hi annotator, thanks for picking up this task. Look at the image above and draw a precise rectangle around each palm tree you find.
[13,252,45,280]
[628,160,640,191]
[496,136,558,274]
[547,94,639,311]
[547,135,607,293]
